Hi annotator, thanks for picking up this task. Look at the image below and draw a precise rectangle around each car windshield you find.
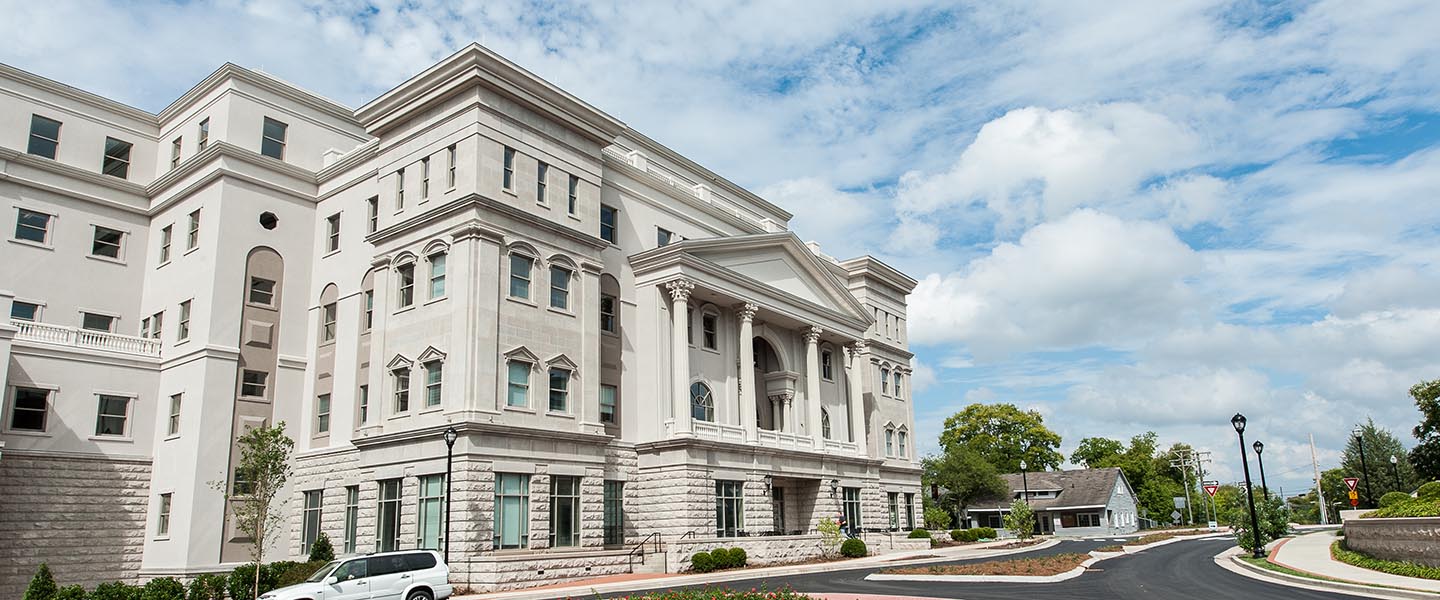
[305,561,341,583]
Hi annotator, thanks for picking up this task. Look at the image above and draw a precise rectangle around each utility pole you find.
[1311,434,1328,525]
[1170,450,1196,525]
[1194,451,1215,525]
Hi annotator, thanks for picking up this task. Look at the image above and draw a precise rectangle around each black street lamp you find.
[443,426,458,564]
[1020,459,1030,500]
[1390,455,1402,491]
[1353,427,1375,509]
[1252,441,1269,502]
[1232,413,1265,559]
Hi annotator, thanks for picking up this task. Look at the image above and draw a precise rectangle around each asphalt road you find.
[592,538,1359,600]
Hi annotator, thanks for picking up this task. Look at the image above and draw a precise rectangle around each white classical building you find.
[0,45,921,594]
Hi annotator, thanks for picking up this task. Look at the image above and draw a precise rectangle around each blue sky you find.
[7,0,1440,496]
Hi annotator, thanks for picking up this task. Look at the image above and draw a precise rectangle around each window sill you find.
[89,435,134,443]
[546,411,575,419]
[503,405,536,414]
[502,188,517,197]
[164,434,181,441]
[546,306,574,318]
[184,246,199,256]
[153,535,171,542]
[245,301,278,311]
[505,296,537,309]
[423,296,447,307]
[156,260,171,270]
[567,214,581,222]
[86,254,127,266]
[601,330,619,338]
[319,340,336,348]
[323,249,341,259]
[388,412,411,420]
[3,429,51,438]
[8,237,55,251]
[238,395,269,403]
[700,346,721,355]
[392,305,416,316]
[175,337,190,347]
[419,406,443,415]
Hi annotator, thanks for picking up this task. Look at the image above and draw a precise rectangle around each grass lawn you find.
[882,553,1091,577]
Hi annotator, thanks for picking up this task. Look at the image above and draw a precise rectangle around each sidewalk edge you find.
[1218,546,1440,600]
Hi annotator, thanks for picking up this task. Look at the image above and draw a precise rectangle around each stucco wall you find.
[1344,517,1440,567]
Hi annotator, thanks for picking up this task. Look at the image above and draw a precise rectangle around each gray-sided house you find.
[967,467,1139,537]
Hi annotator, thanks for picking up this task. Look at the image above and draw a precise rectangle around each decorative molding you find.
[385,354,413,370]
[416,346,447,363]
[803,326,823,344]
[665,278,695,303]
[736,303,759,323]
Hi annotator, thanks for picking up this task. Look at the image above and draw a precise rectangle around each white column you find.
[737,303,758,442]
[666,279,695,437]
[804,326,824,450]
[782,393,795,434]
[846,342,869,456]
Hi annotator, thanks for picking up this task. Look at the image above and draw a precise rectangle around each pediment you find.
[682,234,869,322]
[386,354,413,370]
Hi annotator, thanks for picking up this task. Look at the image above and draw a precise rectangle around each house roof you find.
[973,467,1129,512]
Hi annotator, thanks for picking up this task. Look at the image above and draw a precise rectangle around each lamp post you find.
[1390,455,1402,492]
[443,426,458,564]
[1020,459,1030,500]
[1232,413,1264,559]
[1252,441,1269,502]
[1353,427,1375,509]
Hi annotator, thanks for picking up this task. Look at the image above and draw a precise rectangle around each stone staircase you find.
[627,539,669,574]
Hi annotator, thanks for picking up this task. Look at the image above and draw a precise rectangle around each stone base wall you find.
[0,452,152,598]
[1344,517,1440,567]
[461,549,632,592]
[669,535,829,572]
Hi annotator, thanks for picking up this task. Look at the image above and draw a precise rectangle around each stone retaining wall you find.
[1344,517,1440,567]
[461,549,632,592]
[667,533,929,573]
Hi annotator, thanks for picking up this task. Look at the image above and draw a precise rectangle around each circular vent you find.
[259,212,279,230]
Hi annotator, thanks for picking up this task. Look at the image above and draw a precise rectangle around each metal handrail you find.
[679,530,698,540]
[626,532,662,573]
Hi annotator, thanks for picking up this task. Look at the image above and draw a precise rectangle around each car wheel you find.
[407,590,434,600]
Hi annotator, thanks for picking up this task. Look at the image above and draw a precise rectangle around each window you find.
[233,468,254,496]
[95,394,130,436]
[547,367,570,412]
[27,115,61,159]
[103,137,132,179]
[178,300,191,341]
[377,479,401,552]
[885,428,895,456]
[888,492,899,530]
[149,310,163,339]
[599,204,617,243]
[509,254,533,299]
[159,225,172,263]
[495,473,530,549]
[366,197,379,233]
[321,302,337,342]
[898,431,908,458]
[506,360,530,407]
[567,175,578,214]
[302,490,323,550]
[549,266,571,310]
[600,384,617,424]
[363,290,374,330]
[418,474,445,550]
[157,493,172,536]
[603,480,624,546]
[446,145,456,188]
[358,385,369,424]
[701,313,717,350]
[821,351,833,380]
[344,486,359,553]
[904,493,915,530]
[1077,513,1101,528]
[429,252,446,299]
[396,263,415,308]
[91,226,124,259]
[261,117,287,160]
[894,372,903,398]
[600,295,617,333]
[550,475,581,547]
[715,480,744,537]
[503,147,515,190]
[316,394,331,434]
[249,277,277,306]
[14,208,51,244]
[326,214,340,252]
[880,367,890,395]
[11,301,40,322]
[843,487,862,531]
[690,382,714,422]
[657,227,676,247]
[197,118,209,152]
[821,409,831,439]
[9,387,49,431]
[393,368,410,412]
[241,370,268,398]
[82,312,115,332]
[396,168,405,209]
[420,157,430,200]
[167,393,182,436]
[425,361,443,408]
[687,307,694,345]
[536,161,550,204]
[772,488,786,534]
[187,209,200,249]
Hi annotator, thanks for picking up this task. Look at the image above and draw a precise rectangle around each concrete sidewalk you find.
[1271,530,1440,593]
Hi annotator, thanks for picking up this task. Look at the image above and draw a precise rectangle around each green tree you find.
[1004,499,1035,540]
[1410,379,1440,482]
[1070,437,1126,467]
[23,563,58,600]
[922,446,1007,517]
[1068,433,1192,525]
[1344,419,1416,506]
[211,422,294,600]
[939,403,1063,473]
[309,532,335,562]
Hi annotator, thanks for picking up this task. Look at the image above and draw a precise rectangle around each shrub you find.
[275,560,330,588]
[730,547,747,568]
[54,586,85,600]
[1004,500,1036,541]
[923,506,952,530]
[227,563,281,600]
[949,529,964,541]
[23,563,58,600]
[1380,491,1412,508]
[714,548,735,569]
[186,574,227,600]
[140,577,186,600]
[309,532,336,562]
[978,527,997,539]
[1333,540,1440,580]
[907,528,931,539]
[690,551,715,573]
[966,529,985,542]
[1367,499,1440,518]
[817,518,843,557]
[1419,481,1440,502]
[840,538,868,558]
[90,582,142,600]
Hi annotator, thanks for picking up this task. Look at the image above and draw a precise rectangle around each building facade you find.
[0,45,921,594]
[967,468,1140,537]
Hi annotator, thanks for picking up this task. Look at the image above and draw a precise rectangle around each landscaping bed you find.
[621,588,815,600]
[1332,540,1440,581]
[881,553,1091,577]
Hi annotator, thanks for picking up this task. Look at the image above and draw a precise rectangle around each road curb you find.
[1217,545,1440,600]
[863,533,1227,584]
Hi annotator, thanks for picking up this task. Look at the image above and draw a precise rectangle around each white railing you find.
[694,420,747,443]
[12,320,160,357]
[757,429,814,450]
[825,439,858,454]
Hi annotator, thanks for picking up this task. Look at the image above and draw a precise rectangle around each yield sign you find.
[1344,477,1360,492]
[1203,484,1220,498]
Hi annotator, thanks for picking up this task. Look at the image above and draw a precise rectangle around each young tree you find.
[922,446,1007,519]
[1004,499,1036,540]
[212,422,295,600]
[939,403,1064,473]
[1344,419,1417,502]
[22,563,57,600]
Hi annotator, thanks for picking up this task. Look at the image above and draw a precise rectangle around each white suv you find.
[259,550,453,600]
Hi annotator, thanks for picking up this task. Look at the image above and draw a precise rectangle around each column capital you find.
[769,391,794,404]
[664,278,695,302]
[735,303,759,323]
[803,326,823,344]
[848,340,869,354]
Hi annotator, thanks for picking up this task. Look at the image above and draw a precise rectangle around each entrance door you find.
[771,487,786,534]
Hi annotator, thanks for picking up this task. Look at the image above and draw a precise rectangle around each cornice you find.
[367,193,607,251]
[316,138,380,185]
[1,447,153,464]
[352,419,611,450]
[635,436,881,467]
[10,337,162,370]
[147,141,318,197]
[839,255,920,293]
[602,152,767,236]
[0,62,157,124]
[617,130,792,222]
[157,63,359,125]
[0,146,149,198]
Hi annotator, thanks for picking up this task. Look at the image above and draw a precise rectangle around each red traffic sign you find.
[1344,477,1360,492]
[1203,484,1220,498]
[1351,497,1359,507]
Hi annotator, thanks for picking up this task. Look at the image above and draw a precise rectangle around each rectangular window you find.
[261,117,287,160]
[159,225,172,263]
[600,295,617,333]
[509,254,532,299]
[894,372,903,398]
[367,196,379,233]
[187,209,200,249]
[898,431,908,458]
[15,208,52,244]
[425,361,443,408]
[170,138,182,169]
[233,468,253,496]
[241,370,268,398]
[550,475,580,547]
[885,429,895,456]
[702,313,718,350]
[11,301,40,322]
[599,204,617,243]
[502,147,515,190]
[363,290,374,330]
[95,394,130,436]
[418,474,445,550]
[377,479,401,552]
[92,225,124,259]
[27,115,61,159]
[157,493,172,536]
[302,490,323,550]
[420,157,430,200]
[600,384,617,424]
[506,360,530,407]
[396,168,405,209]
[446,145,456,188]
[822,351,833,380]
[429,253,446,299]
[82,312,116,332]
[344,486,359,553]
[393,369,410,412]
[843,487,862,531]
[888,492,900,530]
[715,480,745,537]
[321,302,337,342]
[149,311,162,340]
[904,493,916,530]
[1076,513,1101,528]
[397,263,415,308]
[167,393,182,436]
[326,214,340,252]
[358,385,369,424]
[603,480,624,546]
[657,227,675,247]
[544,367,571,413]
[881,367,890,395]
[197,118,209,152]
[103,137,132,179]
[536,161,549,203]
[249,277,276,306]
[549,266,570,310]
[494,474,531,549]
[178,300,191,341]
[9,387,49,431]
[316,394,331,434]
[567,175,578,215]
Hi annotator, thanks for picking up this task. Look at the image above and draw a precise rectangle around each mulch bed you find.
[882,553,1090,577]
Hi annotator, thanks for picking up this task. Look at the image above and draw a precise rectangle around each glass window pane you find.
[15,209,50,243]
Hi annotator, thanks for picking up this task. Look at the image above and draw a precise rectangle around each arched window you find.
[690,382,714,422]
[821,408,831,439]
